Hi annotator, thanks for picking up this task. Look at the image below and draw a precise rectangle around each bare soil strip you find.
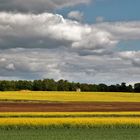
[0,102,140,112]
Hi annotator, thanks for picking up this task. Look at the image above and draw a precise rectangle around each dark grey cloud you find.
[119,51,140,67]
[0,0,90,13]
[0,48,140,84]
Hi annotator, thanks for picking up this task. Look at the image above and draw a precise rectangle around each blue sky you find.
[0,0,139,84]
[58,0,140,23]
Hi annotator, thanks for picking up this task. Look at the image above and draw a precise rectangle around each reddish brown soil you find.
[0,102,140,112]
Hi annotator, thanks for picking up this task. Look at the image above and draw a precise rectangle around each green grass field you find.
[0,127,140,140]
[0,91,140,102]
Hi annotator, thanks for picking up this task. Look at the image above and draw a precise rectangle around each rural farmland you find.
[0,0,140,139]
[0,91,140,140]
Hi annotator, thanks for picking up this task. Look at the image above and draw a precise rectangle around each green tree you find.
[42,79,57,91]
[134,83,140,93]
[57,80,70,91]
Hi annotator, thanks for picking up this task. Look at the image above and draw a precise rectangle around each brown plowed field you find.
[0,102,140,112]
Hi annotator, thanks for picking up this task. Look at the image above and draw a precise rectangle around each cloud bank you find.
[1,12,140,51]
[0,12,139,84]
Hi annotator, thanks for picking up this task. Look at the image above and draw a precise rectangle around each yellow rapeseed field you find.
[0,91,140,128]
[0,117,140,127]
[0,91,140,102]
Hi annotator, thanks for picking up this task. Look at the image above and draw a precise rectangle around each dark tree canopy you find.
[0,79,139,92]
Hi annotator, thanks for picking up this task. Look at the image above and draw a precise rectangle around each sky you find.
[0,0,140,85]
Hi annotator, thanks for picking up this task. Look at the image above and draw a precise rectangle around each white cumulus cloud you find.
[1,12,140,52]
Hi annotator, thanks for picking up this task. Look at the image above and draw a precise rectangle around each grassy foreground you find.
[0,127,140,140]
[0,91,140,102]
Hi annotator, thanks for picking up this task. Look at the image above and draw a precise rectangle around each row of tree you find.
[0,79,139,92]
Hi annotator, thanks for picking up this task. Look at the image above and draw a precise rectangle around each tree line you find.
[0,79,139,92]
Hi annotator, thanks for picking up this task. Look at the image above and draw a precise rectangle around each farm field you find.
[0,91,140,112]
[1,127,140,140]
[1,112,140,117]
[1,102,140,112]
[0,113,140,139]
[0,91,140,102]
[0,91,140,139]
[1,117,140,127]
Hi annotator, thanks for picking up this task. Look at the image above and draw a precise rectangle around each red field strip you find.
[0,102,140,112]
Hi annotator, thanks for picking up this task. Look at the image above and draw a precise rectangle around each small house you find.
[76,88,81,92]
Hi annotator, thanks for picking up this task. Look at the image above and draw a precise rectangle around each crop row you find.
[0,117,140,128]
[0,112,140,118]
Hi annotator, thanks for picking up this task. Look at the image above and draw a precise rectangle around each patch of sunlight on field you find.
[0,91,140,102]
